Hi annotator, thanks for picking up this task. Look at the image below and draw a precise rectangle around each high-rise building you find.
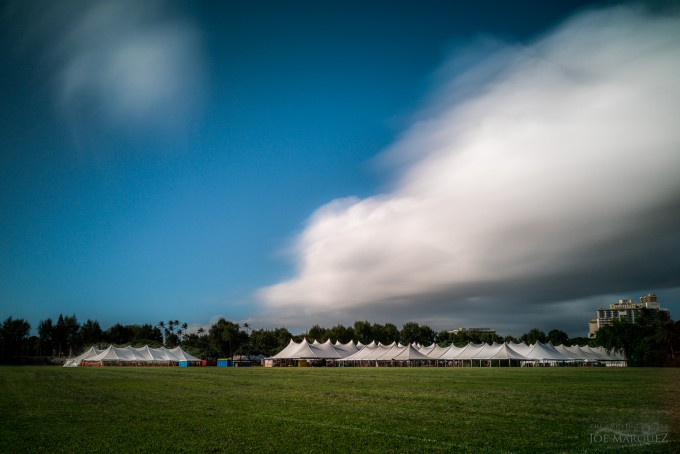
[588,293,670,338]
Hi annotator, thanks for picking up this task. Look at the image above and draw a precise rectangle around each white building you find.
[589,293,670,338]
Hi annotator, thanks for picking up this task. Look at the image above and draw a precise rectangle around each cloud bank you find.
[8,0,204,138]
[257,6,680,333]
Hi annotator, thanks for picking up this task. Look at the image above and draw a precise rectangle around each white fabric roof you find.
[332,340,360,357]
[64,345,200,366]
[523,342,573,361]
[63,346,104,367]
[386,344,430,361]
[270,340,626,362]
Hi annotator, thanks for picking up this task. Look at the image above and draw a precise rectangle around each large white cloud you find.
[257,6,680,331]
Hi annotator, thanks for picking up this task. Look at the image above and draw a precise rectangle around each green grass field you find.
[1,366,678,453]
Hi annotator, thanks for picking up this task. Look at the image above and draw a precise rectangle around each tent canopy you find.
[64,345,200,367]
[270,339,625,364]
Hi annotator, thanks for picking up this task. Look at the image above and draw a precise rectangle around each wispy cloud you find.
[8,0,204,139]
[257,6,680,333]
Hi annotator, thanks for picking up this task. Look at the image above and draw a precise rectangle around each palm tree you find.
[243,323,251,356]
[159,321,166,344]
[654,321,680,361]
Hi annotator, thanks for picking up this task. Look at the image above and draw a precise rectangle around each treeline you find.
[595,314,680,366]
[1,314,678,365]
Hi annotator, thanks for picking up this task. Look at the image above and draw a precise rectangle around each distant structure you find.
[448,328,496,336]
[588,293,670,338]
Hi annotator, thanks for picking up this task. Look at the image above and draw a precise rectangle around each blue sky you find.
[2,1,679,337]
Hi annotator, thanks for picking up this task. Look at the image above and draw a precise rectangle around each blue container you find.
[217,359,231,367]
[179,361,189,367]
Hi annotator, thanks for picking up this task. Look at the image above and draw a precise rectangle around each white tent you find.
[63,346,104,367]
[333,340,360,357]
[271,338,345,361]
[63,345,200,367]
[271,339,302,359]
[435,344,467,361]
[384,344,430,361]
[268,339,626,367]
[523,342,573,363]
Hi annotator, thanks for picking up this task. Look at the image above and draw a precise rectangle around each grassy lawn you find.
[0,366,678,453]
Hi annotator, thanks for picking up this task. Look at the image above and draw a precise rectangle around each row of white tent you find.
[270,339,626,365]
[63,345,201,367]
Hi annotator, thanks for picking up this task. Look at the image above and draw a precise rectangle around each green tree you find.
[208,319,246,358]
[371,323,386,344]
[181,329,212,358]
[400,322,421,345]
[80,319,103,346]
[38,318,54,356]
[165,332,179,347]
[307,325,328,342]
[106,323,134,345]
[419,325,437,345]
[383,323,400,344]
[595,320,647,365]
[328,324,354,343]
[653,320,680,365]
[250,329,281,356]
[520,328,546,345]
[353,321,372,344]
[130,324,163,346]
[274,327,293,350]
[438,330,453,346]
[547,329,569,346]
[53,315,67,356]
[0,317,31,358]
[62,315,81,356]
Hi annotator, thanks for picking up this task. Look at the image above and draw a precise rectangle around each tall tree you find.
[274,327,293,350]
[353,321,372,344]
[547,329,569,345]
[38,318,54,356]
[80,319,103,346]
[53,315,66,356]
[419,325,437,345]
[400,322,421,345]
[250,329,279,357]
[371,323,387,344]
[306,325,328,342]
[0,317,31,358]
[328,324,354,344]
[595,320,641,364]
[131,324,163,345]
[520,328,546,345]
[383,323,400,344]
[208,319,246,358]
[106,324,134,345]
[653,320,680,365]
[63,315,81,356]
